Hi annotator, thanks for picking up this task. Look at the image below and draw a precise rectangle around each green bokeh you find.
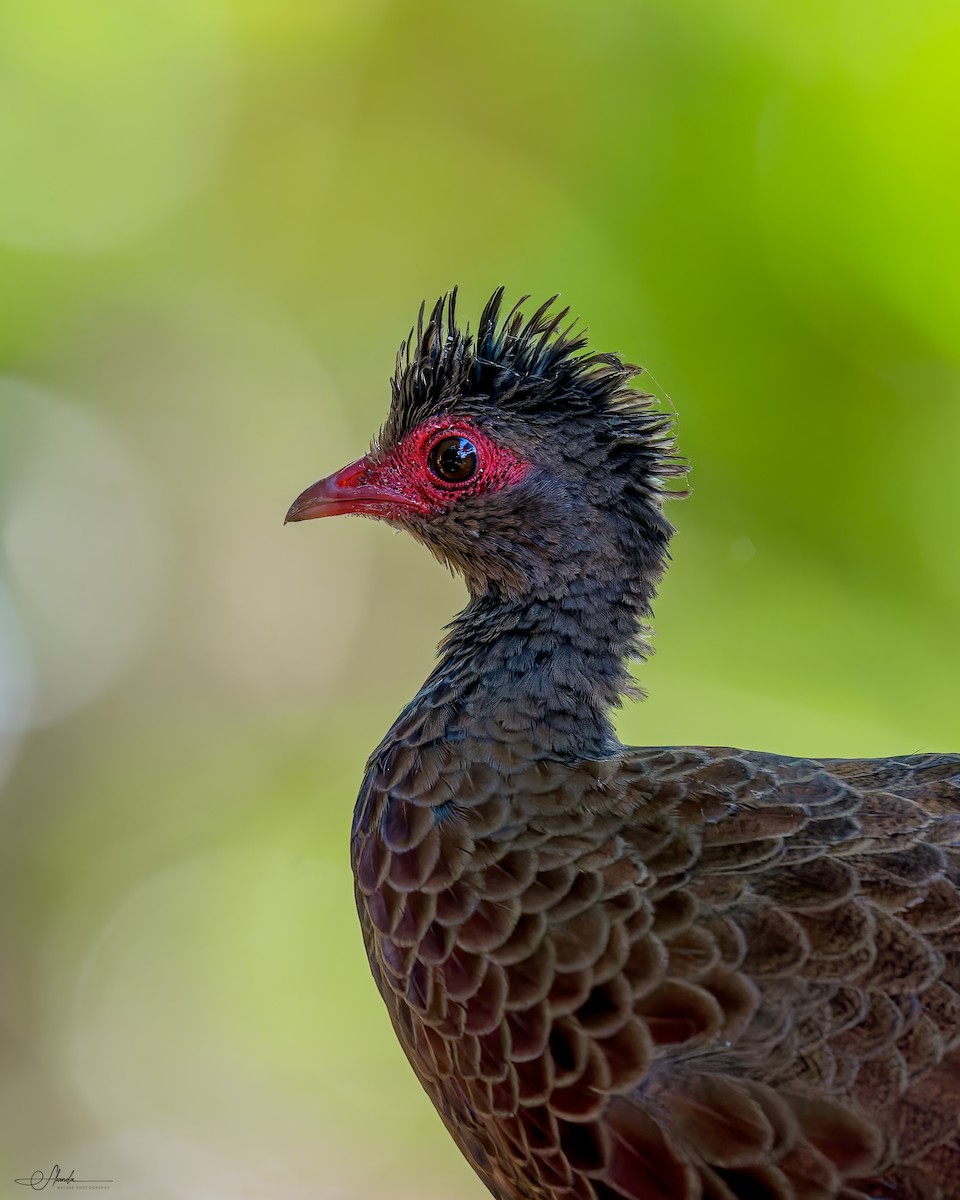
[0,1,957,1196]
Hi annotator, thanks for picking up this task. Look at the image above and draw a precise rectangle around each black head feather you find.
[382,287,684,508]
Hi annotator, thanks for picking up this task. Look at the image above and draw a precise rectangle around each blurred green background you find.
[0,1,958,1196]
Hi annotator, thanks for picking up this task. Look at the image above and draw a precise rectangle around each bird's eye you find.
[428,436,478,483]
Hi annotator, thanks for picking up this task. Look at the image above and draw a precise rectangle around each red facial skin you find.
[285,417,530,524]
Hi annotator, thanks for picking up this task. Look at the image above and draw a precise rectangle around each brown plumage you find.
[287,289,960,1199]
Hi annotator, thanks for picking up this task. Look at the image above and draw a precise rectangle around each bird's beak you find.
[285,456,421,523]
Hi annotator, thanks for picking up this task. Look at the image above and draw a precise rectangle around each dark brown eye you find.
[428,436,478,483]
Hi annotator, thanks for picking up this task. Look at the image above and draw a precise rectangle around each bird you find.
[286,289,960,1200]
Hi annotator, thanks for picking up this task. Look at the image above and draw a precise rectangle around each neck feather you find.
[416,547,666,759]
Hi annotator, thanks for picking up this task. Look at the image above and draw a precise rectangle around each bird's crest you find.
[382,287,685,501]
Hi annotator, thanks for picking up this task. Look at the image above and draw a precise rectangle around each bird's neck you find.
[418,566,662,759]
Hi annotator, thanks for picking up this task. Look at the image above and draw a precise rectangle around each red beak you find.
[285,457,423,523]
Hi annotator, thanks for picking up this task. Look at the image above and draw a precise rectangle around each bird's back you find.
[353,735,960,1200]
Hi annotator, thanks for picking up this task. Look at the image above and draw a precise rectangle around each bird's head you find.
[287,289,683,600]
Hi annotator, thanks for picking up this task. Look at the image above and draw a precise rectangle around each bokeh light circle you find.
[0,379,171,728]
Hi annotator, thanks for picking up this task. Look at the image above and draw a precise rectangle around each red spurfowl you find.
[287,290,960,1200]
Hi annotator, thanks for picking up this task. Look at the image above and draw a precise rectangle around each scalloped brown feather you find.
[354,739,960,1199]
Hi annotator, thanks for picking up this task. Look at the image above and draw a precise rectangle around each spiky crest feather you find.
[383,287,684,504]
